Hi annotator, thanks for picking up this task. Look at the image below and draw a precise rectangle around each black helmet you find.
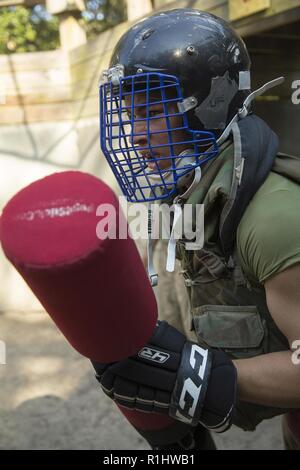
[100,9,251,202]
[110,8,251,130]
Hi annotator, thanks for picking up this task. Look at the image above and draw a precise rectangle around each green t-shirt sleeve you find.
[237,172,300,284]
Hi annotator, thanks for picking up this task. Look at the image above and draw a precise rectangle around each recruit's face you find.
[124,90,191,172]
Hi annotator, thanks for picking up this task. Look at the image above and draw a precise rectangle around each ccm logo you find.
[138,347,170,364]
[176,345,208,423]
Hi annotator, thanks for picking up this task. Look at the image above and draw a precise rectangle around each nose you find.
[130,118,148,148]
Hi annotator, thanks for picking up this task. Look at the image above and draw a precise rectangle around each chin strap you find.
[166,165,202,273]
[217,76,285,146]
[146,165,202,286]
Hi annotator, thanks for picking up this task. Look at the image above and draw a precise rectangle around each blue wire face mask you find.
[100,69,219,203]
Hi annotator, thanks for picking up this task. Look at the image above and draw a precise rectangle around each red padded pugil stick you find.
[0,171,175,433]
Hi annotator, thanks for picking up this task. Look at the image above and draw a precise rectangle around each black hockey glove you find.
[92,320,237,432]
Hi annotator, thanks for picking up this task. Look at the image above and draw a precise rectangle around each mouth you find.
[140,152,160,171]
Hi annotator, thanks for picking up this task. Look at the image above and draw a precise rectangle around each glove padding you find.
[92,321,237,432]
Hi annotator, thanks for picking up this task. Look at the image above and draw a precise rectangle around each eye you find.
[149,108,163,118]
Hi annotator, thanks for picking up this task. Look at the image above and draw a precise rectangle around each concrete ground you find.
[0,310,284,450]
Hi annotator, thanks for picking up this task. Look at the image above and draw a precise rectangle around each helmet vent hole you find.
[142,28,155,40]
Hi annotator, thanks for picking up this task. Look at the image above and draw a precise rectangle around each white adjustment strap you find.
[240,76,284,117]
[147,204,158,287]
[166,202,182,273]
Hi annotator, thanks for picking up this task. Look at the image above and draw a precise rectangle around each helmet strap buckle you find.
[177,96,198,113]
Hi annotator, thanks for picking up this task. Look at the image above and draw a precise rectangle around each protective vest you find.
[176,114,300,430]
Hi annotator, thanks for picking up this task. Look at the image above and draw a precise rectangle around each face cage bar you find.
[100,72,219,203]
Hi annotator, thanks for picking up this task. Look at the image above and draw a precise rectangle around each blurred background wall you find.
[0,0,299,311]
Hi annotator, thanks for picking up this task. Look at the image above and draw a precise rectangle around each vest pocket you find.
[192,304,266,359]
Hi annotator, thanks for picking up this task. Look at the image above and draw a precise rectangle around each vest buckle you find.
[184,278,194,287]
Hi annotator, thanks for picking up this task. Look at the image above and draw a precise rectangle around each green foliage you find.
[0,1,127,54]
[0,5,59,54]
[82,0,127,39]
